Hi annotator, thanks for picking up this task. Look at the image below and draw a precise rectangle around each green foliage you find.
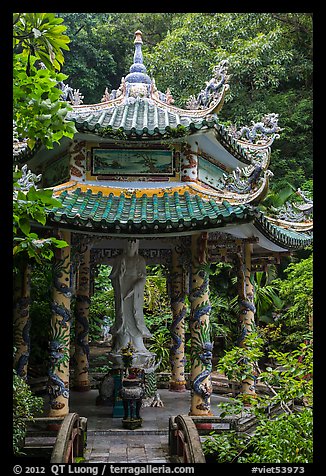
[272,253,313,350]
[13,13,74,266]
[89,292,114,342]
[148,328,171,372]
[202,408,313,463]
[91,364,112,374]
[13,13,70,71]
[217,331,265,385]
[88,266,115,341]
[238,408,313,463]
[253,270,284,324]
[202,430,248,463]
[146,13,312,189]
[208,262,239,350]
[144,266,172,333]
[260,182,296,211]
[13,370,44,455]
[13,13,76,150]
[13,53,76,150]
[28,263,53,369]
[260,340,313,407]
[207,337,313,463]
[58,13,174,104]
[13,170,67,263]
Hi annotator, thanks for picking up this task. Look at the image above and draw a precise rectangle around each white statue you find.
[109,239,152,354]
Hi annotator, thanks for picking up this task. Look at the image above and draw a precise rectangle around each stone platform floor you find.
[70,388,230,463]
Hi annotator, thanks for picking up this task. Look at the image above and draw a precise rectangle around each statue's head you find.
[126,238,139,256]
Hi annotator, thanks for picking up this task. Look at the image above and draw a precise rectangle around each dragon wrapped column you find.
[237,243,257,400]
[13,263,31,380]
[48,229,72,417]
[73,248,91,391]
[169,247,187,392]
[189,233,213,416]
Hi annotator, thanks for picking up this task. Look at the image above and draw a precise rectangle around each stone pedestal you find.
[109,350,156,370]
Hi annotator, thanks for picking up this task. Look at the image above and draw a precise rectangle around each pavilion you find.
[13,30,313,419]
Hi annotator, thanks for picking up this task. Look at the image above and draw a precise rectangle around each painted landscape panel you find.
[92,148,174,176]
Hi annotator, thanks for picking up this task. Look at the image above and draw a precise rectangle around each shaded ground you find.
[70,388,230,463]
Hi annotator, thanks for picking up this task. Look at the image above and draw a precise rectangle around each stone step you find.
[85,431,170,463]
[87,429,168,435]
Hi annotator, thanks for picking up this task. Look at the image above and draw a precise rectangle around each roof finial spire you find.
[124,30,151,98]
[134,30,143,44]
[130,30,146,73]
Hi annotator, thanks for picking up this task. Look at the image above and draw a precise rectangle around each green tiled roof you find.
[254,212,313,250]
[67,98,250,162]
[45,186,313,249]
[67,98,219,137]
[47,187,255,234]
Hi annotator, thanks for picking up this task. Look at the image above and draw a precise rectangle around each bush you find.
[207,337,313,463]
[148,328,171,371]
[13,370,44,455]
[202,431,248,463]
[238,408,313,463]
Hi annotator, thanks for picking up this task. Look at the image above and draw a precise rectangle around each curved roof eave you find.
[45,180,312,250]
[46,180,257,236]
[216,219,312,253]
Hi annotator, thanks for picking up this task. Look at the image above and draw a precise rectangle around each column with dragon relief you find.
[236,242,257,400]
[169,244,187,392]
[13,263,31,380]
[73,248,91,391]
[189,233,213,416]
[48,230,72,417]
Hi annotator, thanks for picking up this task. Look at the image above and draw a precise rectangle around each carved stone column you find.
[189,233,213,416]
[13,263,31,380]
[169,246,187,392]
[237,242,257,398]
[48,230,72,417]
[73,248,91,391]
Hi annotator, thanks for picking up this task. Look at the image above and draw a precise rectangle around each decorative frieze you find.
[269,188,313,223]
[90,247,172,267]
[228,113,282,147]
[58,81,84,106]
